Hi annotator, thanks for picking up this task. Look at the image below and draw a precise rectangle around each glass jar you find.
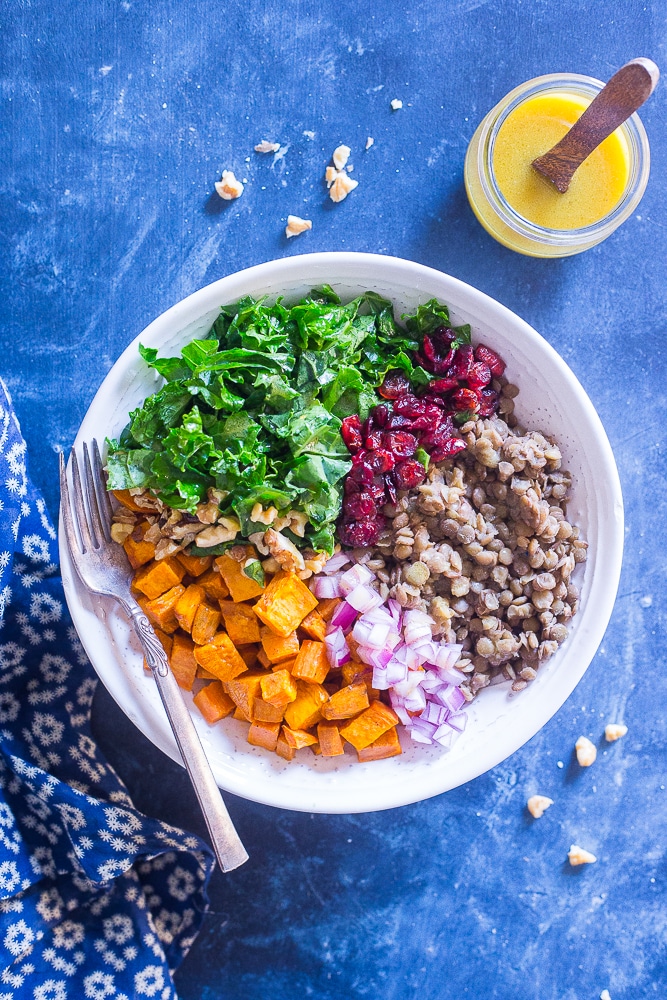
[463,73,650,258]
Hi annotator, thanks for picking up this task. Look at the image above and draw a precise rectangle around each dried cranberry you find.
[372,404,389,427]
[364,449,396,473]
[393,396,427,418]
[386,414,412,430]
[343,492,377,519]
[347,461,375,485]
[383,430,418,457]
[422,335,455,375]
[368,477,388,503]
[474,344,506,377]
[378,370,411,400]
[393,458,427,490]
[478,387,499,417]
[428,376,460,394]
[339,517,386,548]
[365,429,383,450]
[449,345,474,380]
[467,361,492,389]
[433,325,457,348]
[451,387,480,413]
[422,394,446,409]
[408,405,442,432]
[422,417,456,449]
[430,437,467,462]
[341,415,363,453]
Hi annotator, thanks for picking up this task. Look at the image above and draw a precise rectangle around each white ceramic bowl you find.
[60,252,623,813]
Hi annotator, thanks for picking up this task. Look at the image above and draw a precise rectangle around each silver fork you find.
[59,440,249,873]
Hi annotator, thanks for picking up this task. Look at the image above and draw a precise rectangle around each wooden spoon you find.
[532,58,659,193]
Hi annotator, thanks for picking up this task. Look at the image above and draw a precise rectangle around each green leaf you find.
[242,559,265,587]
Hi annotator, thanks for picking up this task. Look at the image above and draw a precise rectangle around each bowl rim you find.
[60,251,624,813]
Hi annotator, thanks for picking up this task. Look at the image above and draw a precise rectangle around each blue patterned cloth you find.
[0,380,215,997]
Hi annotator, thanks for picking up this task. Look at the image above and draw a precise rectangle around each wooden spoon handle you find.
[533,58,659,193]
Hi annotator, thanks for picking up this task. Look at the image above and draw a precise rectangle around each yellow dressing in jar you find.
[492,93,631,229]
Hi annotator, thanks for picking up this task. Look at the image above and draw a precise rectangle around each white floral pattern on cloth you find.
[0,379,214,996]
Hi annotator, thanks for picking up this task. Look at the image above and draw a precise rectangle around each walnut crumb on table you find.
[365,136,374,149]
[254,139,281,153]
[332,144,351,170]
[325,149,359,203]
[285,215,312,238]
[605,723,628,742]
[215,170,244,200]
[600,990,612,1000]
[390,98,403,110]
[526,794,554,819]
[575,735,597,767]
[568,844,597,866]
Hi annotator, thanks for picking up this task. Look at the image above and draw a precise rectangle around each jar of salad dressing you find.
[464,73,650,257]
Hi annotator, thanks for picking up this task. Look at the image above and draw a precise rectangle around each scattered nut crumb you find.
[600,991,612,1000]
[526,794,554,819]
[254,140,280,154]
[285,214,312,238]
[303,129,316,140]
[366,136,374,149]
[325,165,338,184]
[332,144,351,170]
[215,170,244,200]
[568,844,597,866]
[575,735,597,767]
[329,172,358,202]
[604,723,627,742]
[390,98,403,110]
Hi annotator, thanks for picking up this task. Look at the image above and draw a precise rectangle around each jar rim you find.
[476,73,651,246]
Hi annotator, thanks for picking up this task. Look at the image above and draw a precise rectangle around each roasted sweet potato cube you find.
[112,489,150,512]
[282,727,318,749]
[276,732,296,761]
[239,645,260,669]
[223,672,265,719]
[321,681,369,720]
[317,720,345,757]
[169,632,198,691]
[196,665,218,680]
[176,552,213,577]
[283,681,328,731]
[345,634,363,663]
[339,701,400,751]
[341,662,381,700]
[247,720,281,751]
[299,609,327,642]
[253,572,318,637]
[123,533,156,570]
[220,602,261,645]
[253,697,285,724]
[260,627,300,664]
[140,584,185,634]
[193,682,235,724]
[174,584,205,633]
[215,551,265,602]
[193,633,247,682]
[198,568,230,602]
[291,640,329,685]
[257,647,272,670]
[233,704,251,722]
[357,727,402,762]
[274,656,297,674]
[260,668,297,708]
[315,597,341,623]
[191,602,221,646]
[133,557,186,600]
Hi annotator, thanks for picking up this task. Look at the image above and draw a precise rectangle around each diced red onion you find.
[311,575,341,599]
[403,624,433,647]
[390,702,411,728]
[433,644,463,671]
[410,716,436,738]
[447,712,467,733]
[360,606,395,627]
[371,666,389,690]
[392,672,425,698]
[339,563,374,595]
[436,665,467,687]
[345,583,384,613]
[435,685,466,714]
[352,619,391,649]
[322,551,351,575]
[386,658,408,686]
[433,725,456,748]
[422,701,449,726]
[330,601,357,632]
[404,687,427,713]
[365,646,394,670]
[410,728,433,745]
[324,627,351,668]
[387,599,403,625]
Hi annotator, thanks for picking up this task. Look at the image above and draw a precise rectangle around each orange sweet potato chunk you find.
[193,633,248,682]
[193,682,235,724]
[339,701,400,751]
[260,668,297,708]
[260,627,300,664]
[282,727,318,749]
[174,584,205,633]
[141,584,186,634]
[239,645,260,669]
[291,640,329,685]
[176,552,213,577]
[133,557,186,600]
[299,609,327,642]
[317,720,345,757]
[275,732,296,761]
[191,602,222,646]
[252,697,285,724]
[320,681,369,720]
[253,573,318,637]
[247,720,281,752]
[169,632,198,691]
[283,681,328,731]
[314,597,341,623]
[215,552,265,603]
[123,533,156,570]
[198,568,230,602]
[223,672,265,719]
[357,726,402,762]
[341,662,381,700]
[112,489,149,512]
[220,602,261,645]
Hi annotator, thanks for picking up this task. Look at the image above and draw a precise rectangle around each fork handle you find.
[125,604,249,873]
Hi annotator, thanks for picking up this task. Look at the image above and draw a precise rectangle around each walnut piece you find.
[250,503,278,525]
[285,215,313,239]
[110,522,134,544]
[332,144,351,170]
[215,170,244,200]
[365,136,374,149]
[600,990,612,1000]
[604,723,628,742]
[526,794,554,819]
[568,844,597,866]
[390,98,403,110]
[254,140,280,153]
[328,172,359,203]
[575,735,597,767]
[195,520,240,547]
[265,528,305,573]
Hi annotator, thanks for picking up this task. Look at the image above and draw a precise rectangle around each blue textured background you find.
[2,2,666,998]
